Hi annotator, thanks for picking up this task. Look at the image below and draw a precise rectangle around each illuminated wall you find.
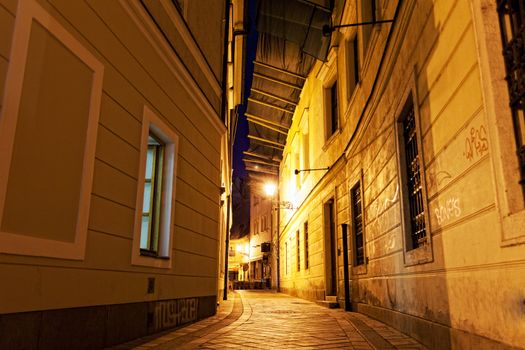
[0,0,231,348]
[277,0,525,348]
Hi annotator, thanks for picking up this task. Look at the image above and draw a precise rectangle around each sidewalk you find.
[108,291,427,350]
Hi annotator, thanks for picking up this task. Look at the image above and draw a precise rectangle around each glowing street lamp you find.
[264,182,277,197]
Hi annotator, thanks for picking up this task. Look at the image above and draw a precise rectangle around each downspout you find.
[223,194,231,300]
[222,0,231,301]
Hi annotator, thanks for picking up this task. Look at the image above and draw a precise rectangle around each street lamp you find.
[264,183,276,197]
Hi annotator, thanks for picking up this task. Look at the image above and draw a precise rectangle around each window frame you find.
[324,79,340,141]
[296,229,301,272]
[304,221,309,270]
[346,34,360,101]
[140,136,165,255]
[0,0,103,260]
[132,105,179,268]
[350,181,366,266]
[394,76,433,266]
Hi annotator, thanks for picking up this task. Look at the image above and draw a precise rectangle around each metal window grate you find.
[296,230,301,271]
[331,81,339,134]
[304,222,309,269]
[497,0,525,195]
[403,106,426,249]
[351,182,364,265]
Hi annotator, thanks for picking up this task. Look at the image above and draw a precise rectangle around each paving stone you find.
[109,291,428,349]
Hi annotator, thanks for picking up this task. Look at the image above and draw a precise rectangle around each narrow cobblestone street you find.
[110,291,427,350]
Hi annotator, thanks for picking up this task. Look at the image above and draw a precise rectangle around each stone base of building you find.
[356,303,519,350]
[0,295,217,350]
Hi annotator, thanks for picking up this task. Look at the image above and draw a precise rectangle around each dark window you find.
[351,182,365,265]
[401,103,426,249]
[296,230,301,271]
[304,221,309,269]
[330,81,339,135]
[285,242,288,275]
[361,0,375,52]
[496,0,525,196]
[347,37,360,99]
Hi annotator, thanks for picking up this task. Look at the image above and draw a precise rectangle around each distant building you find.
[247,188,272,288]
[0,0,244,348]
[243,0,525,348]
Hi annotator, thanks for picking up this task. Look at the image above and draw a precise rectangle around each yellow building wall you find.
[0,0,224,313]
[278,0,524,348]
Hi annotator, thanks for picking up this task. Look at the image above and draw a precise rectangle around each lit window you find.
[132,106,179,268]
[140,135,165,254]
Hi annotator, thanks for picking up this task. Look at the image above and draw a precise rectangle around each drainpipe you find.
[276,175,281,292]
[221,0,231,301]
[223,194,231,300]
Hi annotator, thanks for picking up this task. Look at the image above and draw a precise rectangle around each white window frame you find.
[0,0,103,259]
[132,106,179,268]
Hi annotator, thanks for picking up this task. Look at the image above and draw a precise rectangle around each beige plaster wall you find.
[0,0,224,313]
[278,0,525,348]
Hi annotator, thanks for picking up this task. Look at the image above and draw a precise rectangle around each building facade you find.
[276,0,525,348]
[247,189,273,287]
[0,0,244,348]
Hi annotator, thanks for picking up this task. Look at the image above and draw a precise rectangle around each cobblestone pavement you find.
[109,290,427,350]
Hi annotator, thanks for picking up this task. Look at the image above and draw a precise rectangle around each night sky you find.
[232,0,257,179]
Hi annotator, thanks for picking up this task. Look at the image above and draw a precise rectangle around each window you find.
[132,106,179,268]
[140,135,165,254]
[496,0,525,198]
[399,100,427,250]
[325,81,339,139]
[350,182,365,265]
[346,36,360,99]
[296,230,301,271]
[360,0,376,53]
[285,241,288,275]
[304,221,309,269]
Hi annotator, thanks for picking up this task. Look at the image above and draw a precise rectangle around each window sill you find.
[404,241,433,267]
[501,209,525,247]
[323,128,341,150]
[351,262,367,275]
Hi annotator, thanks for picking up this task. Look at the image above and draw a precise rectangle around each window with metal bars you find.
[350,182,365,265]
[296,230,301,271]
[402,104,427,250]
[496,0,525,196]
[330,81,339,135]
[304,221,309,269]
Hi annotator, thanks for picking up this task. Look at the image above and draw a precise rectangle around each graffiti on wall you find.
[428,170,452,188]
[152,298,199,331]
[463,125,489,161]
[434,197,461,225]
